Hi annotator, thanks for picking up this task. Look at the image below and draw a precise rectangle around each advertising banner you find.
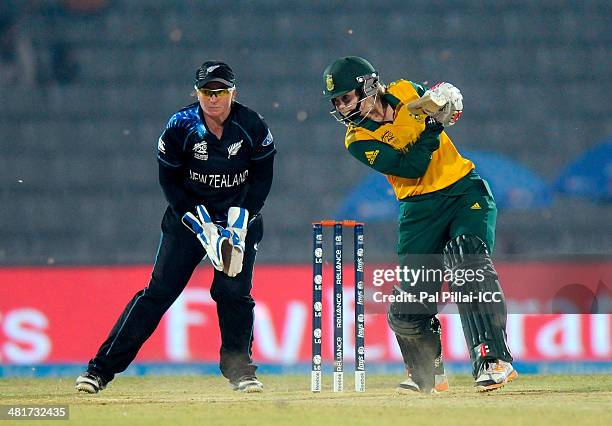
[0,264,610,365]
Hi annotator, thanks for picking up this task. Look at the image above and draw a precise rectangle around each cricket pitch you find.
[1,374,610,425]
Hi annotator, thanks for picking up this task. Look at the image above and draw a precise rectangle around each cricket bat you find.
[406,92,447,115]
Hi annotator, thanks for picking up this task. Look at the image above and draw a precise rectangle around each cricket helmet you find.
[322,56,379,100]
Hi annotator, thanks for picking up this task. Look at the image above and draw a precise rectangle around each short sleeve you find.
[157,119,188,168]
[251,116,276,162]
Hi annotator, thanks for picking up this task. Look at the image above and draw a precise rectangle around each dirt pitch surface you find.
[1,374,611,425]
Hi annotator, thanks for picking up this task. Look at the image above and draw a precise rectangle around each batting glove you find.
[224,207,249,277]
[182,205,231,272]
[423,82,463,127]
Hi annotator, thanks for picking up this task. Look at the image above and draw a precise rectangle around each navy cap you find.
[195,61,235,89]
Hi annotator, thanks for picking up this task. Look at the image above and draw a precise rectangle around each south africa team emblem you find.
[326,74,334,91]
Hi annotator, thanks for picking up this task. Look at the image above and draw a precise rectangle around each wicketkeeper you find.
[322,56,517,393]
[76,61,275,394]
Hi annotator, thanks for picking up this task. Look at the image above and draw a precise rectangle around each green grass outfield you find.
[1,375,611,426]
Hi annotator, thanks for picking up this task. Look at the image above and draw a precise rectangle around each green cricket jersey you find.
[344,80,474,199]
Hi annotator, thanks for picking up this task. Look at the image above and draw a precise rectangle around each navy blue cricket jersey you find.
[157,101,276,223]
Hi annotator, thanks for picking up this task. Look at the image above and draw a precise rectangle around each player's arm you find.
[242,155,274,216]
[242,124,276,216]
[158,164,199,216]
[347,120,443,178]
[223,122,275,277]
[157,124,198,216]
[219,155,274,278]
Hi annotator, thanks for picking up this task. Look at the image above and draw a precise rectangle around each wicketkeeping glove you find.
[423,82,463,127]
[182,205,231,272]
[224,207,249,277]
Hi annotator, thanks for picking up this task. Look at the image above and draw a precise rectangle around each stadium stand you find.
[1,0,610,264]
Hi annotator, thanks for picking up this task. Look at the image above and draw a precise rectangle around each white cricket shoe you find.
[230,375,264,393]
[75,371,107,394]
[396,374,420,393]
[475,359,518,392]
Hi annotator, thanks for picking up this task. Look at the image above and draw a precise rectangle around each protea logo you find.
[326,74,334,91]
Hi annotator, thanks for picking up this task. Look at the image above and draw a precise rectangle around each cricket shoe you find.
[396,370,449,394]
[75,371,107,394]
[396,374,420,393]
[230,375,264,393]
[475,360,518,392]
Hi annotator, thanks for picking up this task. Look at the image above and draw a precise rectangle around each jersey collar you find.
[348,92,402,132]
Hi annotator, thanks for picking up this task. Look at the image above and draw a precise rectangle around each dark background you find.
[1,0,610,264]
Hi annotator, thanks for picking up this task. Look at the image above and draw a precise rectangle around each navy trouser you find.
[88,207,263,382]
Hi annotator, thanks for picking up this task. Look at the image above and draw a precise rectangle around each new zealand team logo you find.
[227,140,243,159]
[193,141,208,160]
[196,65,220,81]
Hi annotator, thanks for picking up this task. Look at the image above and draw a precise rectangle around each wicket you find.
[311,220,365,393]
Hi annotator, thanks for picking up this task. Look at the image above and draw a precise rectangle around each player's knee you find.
[387,312,439,339]
[443,234,501,293]
[142,283,183,310]
[210,278,253,304]
[443,234,494,273]
[444,234,489,261]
